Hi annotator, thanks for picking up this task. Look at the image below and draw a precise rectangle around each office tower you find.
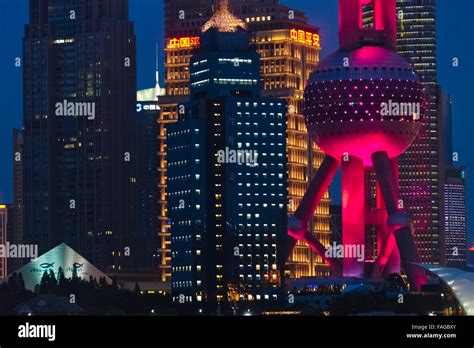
[167,15,287,306]
[136,77,163,270]
[163,0,326,280]
[23,0,138,271]
[444,166,467,269]
[0,204,7,278]
[363,0,441,264]
[151,48,174,281]
[10,129,24,272]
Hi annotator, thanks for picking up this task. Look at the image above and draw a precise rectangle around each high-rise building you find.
[10,129,24,272]
[363,0,441,264]
[0,204,8,278]
[22,0,138,271]
[167,12,287,306]
[444,166,467,269]
[136,72,165,270]
[162,0,327,280]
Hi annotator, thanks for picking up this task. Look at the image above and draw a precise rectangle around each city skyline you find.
[0,2,473,344]
[0,0,472,247]
[0,0,472,325]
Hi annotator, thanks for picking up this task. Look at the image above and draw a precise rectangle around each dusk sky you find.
[0,0,472,243]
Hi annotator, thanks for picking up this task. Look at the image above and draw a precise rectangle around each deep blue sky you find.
[0,0,473,243]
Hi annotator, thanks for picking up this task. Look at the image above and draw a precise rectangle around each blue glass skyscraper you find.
[167,11,287,308]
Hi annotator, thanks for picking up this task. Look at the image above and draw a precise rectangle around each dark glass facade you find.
[135,97,161,269]
[23,0,138,271]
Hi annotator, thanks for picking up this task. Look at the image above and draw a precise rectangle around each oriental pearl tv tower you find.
[286,0,428,291]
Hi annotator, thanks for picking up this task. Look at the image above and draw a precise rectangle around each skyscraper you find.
[444,166,467,269]
[438,86,467,270]
[22,0,138,271]
[136,81,163,270]
[167,10,287,306]
[10,129,24,272]
[363,0,441,264]
[162,0,327,280]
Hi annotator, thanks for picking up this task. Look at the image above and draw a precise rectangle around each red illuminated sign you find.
[290,28,320,48]
[167,36,200,49]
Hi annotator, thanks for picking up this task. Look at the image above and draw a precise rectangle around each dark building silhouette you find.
[22,0,138,271]
[135,88,162,270]
[438,86,467,270]
[10,129,24,273]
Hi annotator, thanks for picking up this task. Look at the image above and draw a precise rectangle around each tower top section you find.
[339,0,396,51]
[202,0,247,33]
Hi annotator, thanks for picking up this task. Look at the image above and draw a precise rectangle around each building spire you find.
[202,0,246,33]
[155,42,161,99]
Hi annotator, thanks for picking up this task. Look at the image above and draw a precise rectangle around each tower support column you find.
[372,151,427,291]
[342,156,365,277]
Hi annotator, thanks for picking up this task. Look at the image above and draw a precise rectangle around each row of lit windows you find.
[237,206,284,216]
[218,58,252,64]
[214,78,257,85]
[245,16,272,23]
[236,121,283,128]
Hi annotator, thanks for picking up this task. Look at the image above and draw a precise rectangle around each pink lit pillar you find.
[342,156,365,278]
[376,0,397,51]
[372,151,427,291]
[287,155,342,272]
[339,0,397,51]
[372,157,400,278]
[383,157,401,276]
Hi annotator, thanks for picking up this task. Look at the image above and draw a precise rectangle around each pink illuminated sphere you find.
[304,46,427,166]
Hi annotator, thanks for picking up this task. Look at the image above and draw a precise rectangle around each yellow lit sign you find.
[290,28,320,48]
[0,205,6,209]
[167,36,200,49]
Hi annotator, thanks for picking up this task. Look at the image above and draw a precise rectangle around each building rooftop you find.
[202,0,246,33]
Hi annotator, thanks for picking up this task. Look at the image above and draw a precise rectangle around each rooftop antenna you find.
[155,41,161,99]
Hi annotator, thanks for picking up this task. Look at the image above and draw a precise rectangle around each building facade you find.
[10,129,24,272]
[168,20,287,307]
[163,0,327,280]
[444,166,467,269]
[136,87,163,270]
[22,0,138,271]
